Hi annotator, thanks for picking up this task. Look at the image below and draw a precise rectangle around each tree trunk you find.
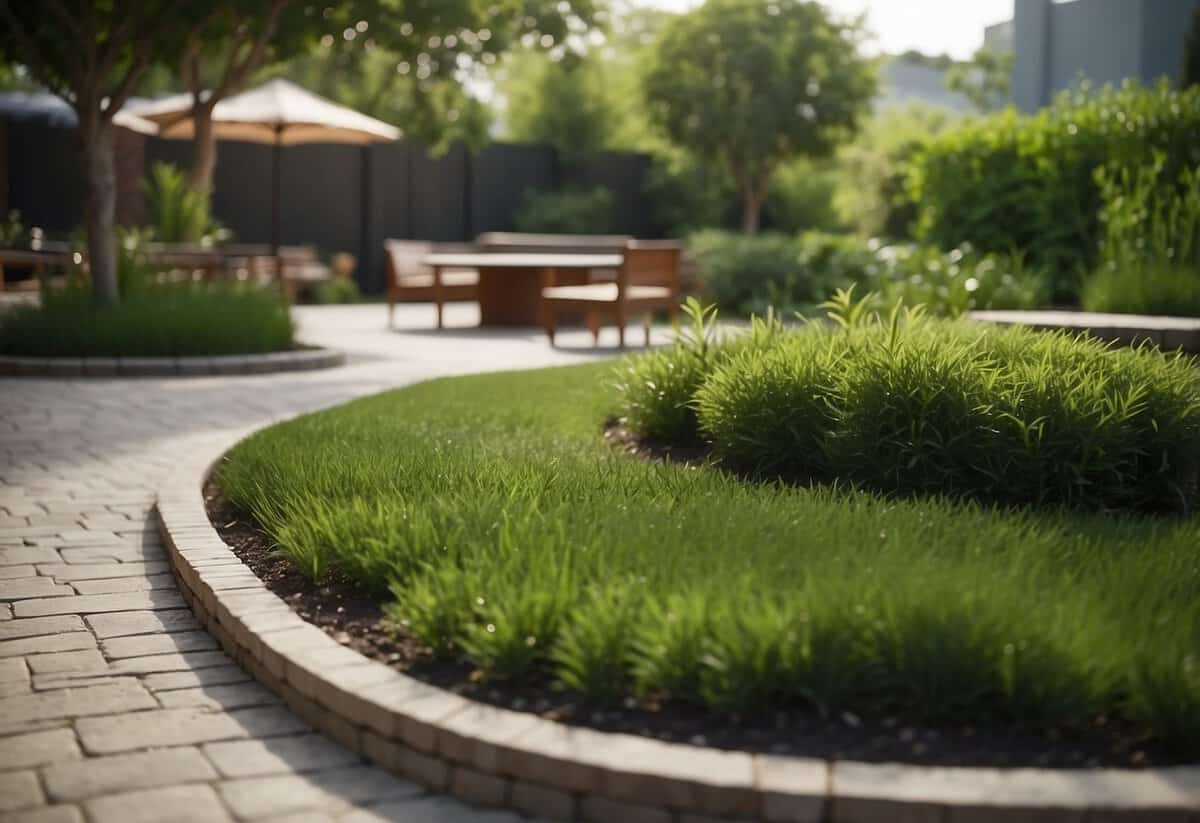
[189,103,218,195]
[82,120,119,304]
[741,187,764,235]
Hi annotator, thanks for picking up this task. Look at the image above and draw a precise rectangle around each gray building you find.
[985,0,1200,111]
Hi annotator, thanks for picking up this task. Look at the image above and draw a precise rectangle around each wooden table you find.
[421,252,623,327]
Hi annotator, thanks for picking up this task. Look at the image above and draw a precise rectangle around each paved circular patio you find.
[0,303,655,823]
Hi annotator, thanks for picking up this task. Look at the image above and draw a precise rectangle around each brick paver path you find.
[0,305,653,823]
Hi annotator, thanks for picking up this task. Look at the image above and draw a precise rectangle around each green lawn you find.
[219,357,1200,755]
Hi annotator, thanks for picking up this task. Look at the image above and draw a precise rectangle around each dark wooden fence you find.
[0,118,659,294]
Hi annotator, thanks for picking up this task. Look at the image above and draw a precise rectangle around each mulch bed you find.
[205,475,1176,769]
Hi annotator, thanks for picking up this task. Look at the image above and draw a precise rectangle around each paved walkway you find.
[0,305,660,823]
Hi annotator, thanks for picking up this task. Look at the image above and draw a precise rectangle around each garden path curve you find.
[0,304,655,823]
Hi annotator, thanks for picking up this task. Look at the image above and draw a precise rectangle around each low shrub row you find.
[0,282,295,357]
[618,297,1200,512]
[908,81,1200,296]
[688,230,1047,318]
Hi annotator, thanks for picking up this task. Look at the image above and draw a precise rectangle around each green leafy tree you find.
[503,54,613,160]
[170,1,599,198]
[835,105,954,238]
[642,0,875,234]
[174,0,302,195]
[0,1,213,303]
[269,1,601,153]
[945,47,1013,112]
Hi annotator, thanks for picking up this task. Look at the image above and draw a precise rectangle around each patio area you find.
[0,304,670,823]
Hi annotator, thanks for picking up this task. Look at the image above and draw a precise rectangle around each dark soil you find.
[205,478,1178,770]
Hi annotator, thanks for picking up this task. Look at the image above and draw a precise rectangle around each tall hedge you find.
[907,81,1200,296]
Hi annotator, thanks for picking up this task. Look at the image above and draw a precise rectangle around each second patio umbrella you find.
[130,78,400,277]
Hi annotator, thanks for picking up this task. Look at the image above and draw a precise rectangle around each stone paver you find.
[0,727,81,771]
[85,784,232,823]
[43,747,217,802]
[0,304,648,820]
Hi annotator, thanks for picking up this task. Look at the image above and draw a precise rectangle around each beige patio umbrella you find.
[129,78,400,273]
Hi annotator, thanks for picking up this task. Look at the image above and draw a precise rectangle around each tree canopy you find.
[642,0,875,233]
[0,0,216,302]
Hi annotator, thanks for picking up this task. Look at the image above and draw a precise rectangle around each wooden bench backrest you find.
[384,239,433,282]
[618,240,682,294]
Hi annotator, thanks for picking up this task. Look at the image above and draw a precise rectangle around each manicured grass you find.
[0,283,295,357]
[220,343,1200,754]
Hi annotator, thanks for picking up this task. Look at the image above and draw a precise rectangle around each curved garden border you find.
[156,431,1200,822]
[968,310,1200,353]
[0,347,344,377]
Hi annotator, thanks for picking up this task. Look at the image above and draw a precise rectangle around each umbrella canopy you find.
[0,91,157,134]
[129,78,400,144]
[128,79,399,281]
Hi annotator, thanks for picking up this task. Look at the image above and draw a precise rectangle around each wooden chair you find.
[541,240,681,348]
[384,239,479,329]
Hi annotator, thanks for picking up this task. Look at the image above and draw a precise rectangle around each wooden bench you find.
[384,239,479,328]
[542,240,682,348]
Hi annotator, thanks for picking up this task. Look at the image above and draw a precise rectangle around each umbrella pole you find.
[272,124,286,299]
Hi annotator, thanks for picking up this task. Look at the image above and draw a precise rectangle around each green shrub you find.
[864,243,1049,317]
[1081,157,1200,316]
[512,186,614,234]
[144,162,229,245]
[835,104,954,240]
[688,230,803,314]
[689,229,1046,318]
[1083,263,1200,318]
[0,281,295,357]
[690,293,1200,512]
[908,81,1200,296]
[0,209,28,248]
[301,278,362,305]
[644,147,735,235]
[763,157,844,233]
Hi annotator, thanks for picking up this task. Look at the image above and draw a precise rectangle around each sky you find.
[640,0,1016,60]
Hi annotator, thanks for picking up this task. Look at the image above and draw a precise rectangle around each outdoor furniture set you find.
[385,232,682,347]
[0,241,337,299]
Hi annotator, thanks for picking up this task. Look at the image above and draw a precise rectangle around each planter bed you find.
[155,401,1200,822]
[0,346,344,377]
[969,310,1200,352]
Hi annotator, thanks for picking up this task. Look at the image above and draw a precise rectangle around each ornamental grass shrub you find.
[624,291,1200,512]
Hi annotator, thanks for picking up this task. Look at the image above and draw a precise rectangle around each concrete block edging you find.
[156,428,1200,823]
[0,345,345,378]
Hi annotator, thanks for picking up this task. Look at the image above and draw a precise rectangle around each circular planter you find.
[0,346,344,377]
[156,431,1200,823]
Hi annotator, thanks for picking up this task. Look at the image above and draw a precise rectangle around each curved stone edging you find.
[156,432,1200,823]
[0,346,345,377]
